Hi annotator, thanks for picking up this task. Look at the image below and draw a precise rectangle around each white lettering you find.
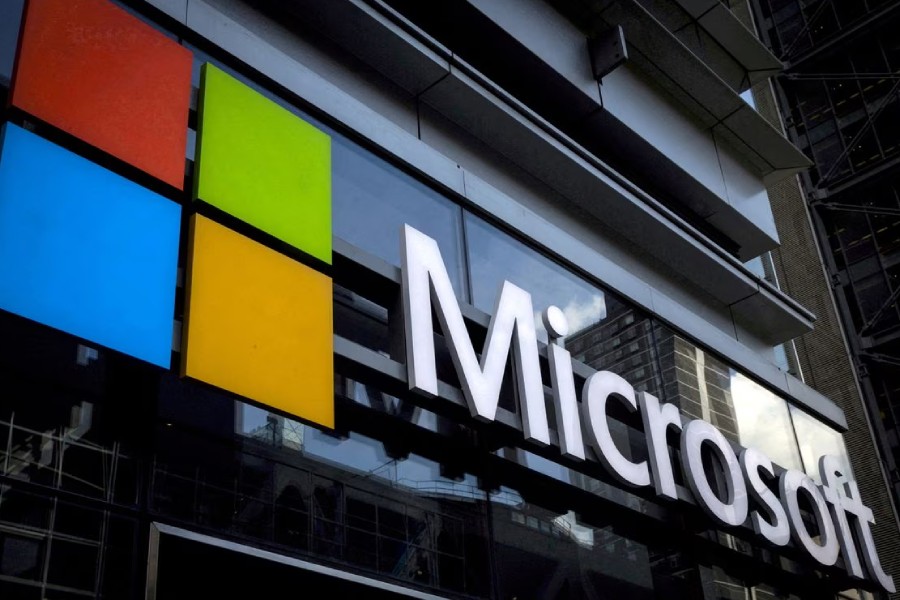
[780,469,840,567]
[681,419,748,527]
[400,225,893,591]
[582,371,650,487]
[638,391,682,501]
[740,448,790,546]
[544,307,585,460]
[401,224,549,444]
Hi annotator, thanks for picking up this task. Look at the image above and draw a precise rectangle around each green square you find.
[194,63,331,264]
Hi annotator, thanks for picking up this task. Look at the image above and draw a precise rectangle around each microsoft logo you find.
[0,0,335,428]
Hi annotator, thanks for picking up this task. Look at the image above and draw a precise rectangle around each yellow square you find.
[182,215,333,428]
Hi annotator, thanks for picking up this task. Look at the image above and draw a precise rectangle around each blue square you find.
[0,124,181,367]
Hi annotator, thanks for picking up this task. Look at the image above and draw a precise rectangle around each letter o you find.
[681,419,748,527]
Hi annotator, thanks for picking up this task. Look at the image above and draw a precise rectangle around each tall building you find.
[743,0,900,592]
[749,0,900,506]
[0,0,897,598]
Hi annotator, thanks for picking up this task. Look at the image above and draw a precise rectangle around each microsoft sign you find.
[401,224,895,593]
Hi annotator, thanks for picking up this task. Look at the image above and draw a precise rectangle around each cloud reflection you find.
[730,373,803,471]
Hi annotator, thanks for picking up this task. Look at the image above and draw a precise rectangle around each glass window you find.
[333,139,468,296]
[730,373,804,471]
[333,286,390,353]
[200,392,490,596]
[655,329,741,439]
[490,485,654,599]
[789,406,852,483]
[304,430,490,595]
[47,538,99,592]
[0,0,24,86]
[343,377,447,435]
[466,213,663,399]
[0,370,138,506]
[489,481,702,599]
[653,325,805,471]
[0,532,43,583]
[466,213,606,341]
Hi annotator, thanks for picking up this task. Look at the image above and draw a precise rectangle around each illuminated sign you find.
[8,0,335,426]
[194,64,332,264]
[4,0,335,426]
[0,124,180,368]
[3,2,895,591]
[400,224,895,592]
[182,215,334,428]
[11,0,192,189]
[182,64,334,427]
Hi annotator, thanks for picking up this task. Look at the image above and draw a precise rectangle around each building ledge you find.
[668,0,782,84]
[145,0,816,359]
[376,0,806,258]
[591,0,811,184]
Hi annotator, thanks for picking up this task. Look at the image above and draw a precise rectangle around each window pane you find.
[656,329,740,438]
[731,373,803,471]
[466,214,606,342]
[0,0,24,86]
[654,324,804,470]
[789,406,852,483]
[333,140,467,296]
[489,483,702,599]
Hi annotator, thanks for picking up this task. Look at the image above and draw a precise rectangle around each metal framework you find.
[781,0,900,68]
[761,0,900,507]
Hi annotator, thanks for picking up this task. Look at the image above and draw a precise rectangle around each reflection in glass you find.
[334,140,468,296]
[754,582,802,600]
[653,327,808,472]
[497,446,647,515]
[567,301,663,397]
[221,396,491,595]
[0,487,137,597]
[731,373,803,471]
[333,285,390,353]
[489,478,706,599]
[790,406,852,483]
[345,377,442,434]
[0,0,24,85]
[490,484,656,599]
[0,394,136,505]
[466,214,605,342]
[711,564,749,600]
[302,430,490,595]
[656,329,741,441]
[238,403,305,450]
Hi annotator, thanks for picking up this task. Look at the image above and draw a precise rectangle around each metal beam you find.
[861,352,900,369]
[785,0,900,70]
[860,285,900,336]
[816,202,900,217]
[785,72,900,81]
[817,76,900,188]
[779,0,833,62]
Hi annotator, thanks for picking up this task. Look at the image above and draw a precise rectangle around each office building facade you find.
[750,0,900,516]
[0,0,896,598]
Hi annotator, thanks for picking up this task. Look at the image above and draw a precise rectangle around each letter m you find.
[401,224,549,445]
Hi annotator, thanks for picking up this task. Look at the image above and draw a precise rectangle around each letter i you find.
[544,306,585,460]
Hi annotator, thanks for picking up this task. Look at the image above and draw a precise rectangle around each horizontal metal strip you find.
[151,522,452,599]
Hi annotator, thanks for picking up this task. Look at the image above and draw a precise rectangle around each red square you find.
[11,0,193,189]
